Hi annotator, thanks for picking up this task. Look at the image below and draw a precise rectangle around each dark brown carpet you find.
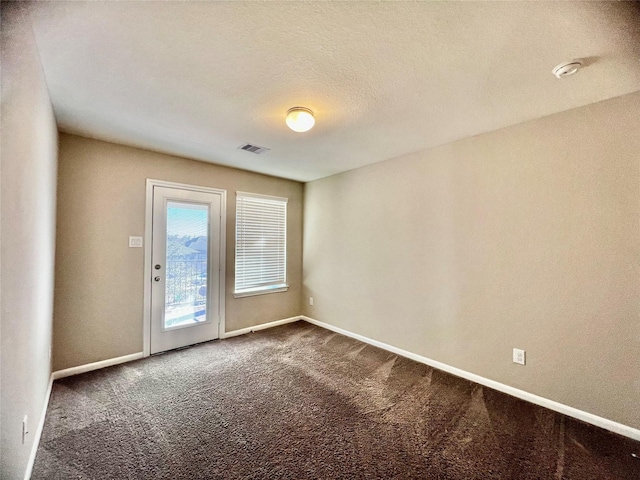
[33,321,639,479]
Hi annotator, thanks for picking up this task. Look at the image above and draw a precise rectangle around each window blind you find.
[235,192,287,295]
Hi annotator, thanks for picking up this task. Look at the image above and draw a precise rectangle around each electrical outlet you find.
[22,415,28,444]
[309,297,314,306]
[513,348,526,365]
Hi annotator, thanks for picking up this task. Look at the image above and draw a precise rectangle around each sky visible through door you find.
[165,202,209,328]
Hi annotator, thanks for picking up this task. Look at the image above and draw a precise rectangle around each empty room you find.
[1,1,639,478]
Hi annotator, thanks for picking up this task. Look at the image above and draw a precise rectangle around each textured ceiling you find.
[26,1,640,182]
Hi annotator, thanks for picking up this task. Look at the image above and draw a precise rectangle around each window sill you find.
[233,285,289,298]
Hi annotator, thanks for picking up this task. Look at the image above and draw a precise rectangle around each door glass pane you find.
[165,201,209,329]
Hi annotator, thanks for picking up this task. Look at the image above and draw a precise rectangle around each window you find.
[234,192,288,297]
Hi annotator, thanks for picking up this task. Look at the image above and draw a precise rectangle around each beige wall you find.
[1,5,59,478]
[303,92,640,429]
[54,134,303,371]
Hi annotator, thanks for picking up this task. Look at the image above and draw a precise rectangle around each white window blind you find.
[234,192,288,296]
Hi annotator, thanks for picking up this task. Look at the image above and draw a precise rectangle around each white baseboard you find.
[52,352,144,380]
[223,315,301,339]
[26,352,143,478]
[53,316,302,382]
[301,316,640,442]
[24,374,53,480]
[39,317,640,445]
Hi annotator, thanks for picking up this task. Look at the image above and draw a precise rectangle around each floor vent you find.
[237,143,270,154]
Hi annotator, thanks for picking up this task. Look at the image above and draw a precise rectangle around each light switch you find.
[129,236,143,248]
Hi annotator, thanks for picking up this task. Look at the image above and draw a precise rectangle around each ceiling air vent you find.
[237,143,270,154]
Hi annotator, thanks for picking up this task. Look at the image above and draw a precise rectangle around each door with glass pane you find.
[150,186,223,354]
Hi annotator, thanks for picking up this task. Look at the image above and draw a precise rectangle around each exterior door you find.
[150,185,223,354]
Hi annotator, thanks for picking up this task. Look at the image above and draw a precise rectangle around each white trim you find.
[223,315,301,339]
[236,191,289,203]
[24,375,53,480]
[233,285,289,298]
[300,316,640,442]
[143,180,153,357]
[143,179,227,357]
[52,352,144,380]
[25,315,639,479]
[218,190,227,344]
[28,353,144,477]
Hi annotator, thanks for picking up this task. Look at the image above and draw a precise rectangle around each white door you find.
[150,185,223,354]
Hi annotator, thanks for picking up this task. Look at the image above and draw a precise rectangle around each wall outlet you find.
[513,348,526,365]
[309,297,314,306]
[22,415,28,444]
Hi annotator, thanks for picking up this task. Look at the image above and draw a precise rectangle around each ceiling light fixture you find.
[552,60,582,79]
[286,107,315,132]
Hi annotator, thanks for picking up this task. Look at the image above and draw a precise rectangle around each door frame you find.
[143,179,227,357]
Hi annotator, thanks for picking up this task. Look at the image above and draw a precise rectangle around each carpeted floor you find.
[33,321,639,479]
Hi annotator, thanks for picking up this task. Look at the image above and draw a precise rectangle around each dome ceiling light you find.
[286,107,315,133]
[552,60,583,79]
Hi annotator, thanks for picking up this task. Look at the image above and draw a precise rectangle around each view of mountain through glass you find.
[164,202,209,328]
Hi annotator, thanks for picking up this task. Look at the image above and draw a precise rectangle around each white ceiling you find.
[26,1,640,182]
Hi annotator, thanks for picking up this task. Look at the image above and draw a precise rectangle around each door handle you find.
[154,276,161,282]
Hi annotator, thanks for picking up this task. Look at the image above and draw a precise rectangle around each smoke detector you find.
[552,61,582,79]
